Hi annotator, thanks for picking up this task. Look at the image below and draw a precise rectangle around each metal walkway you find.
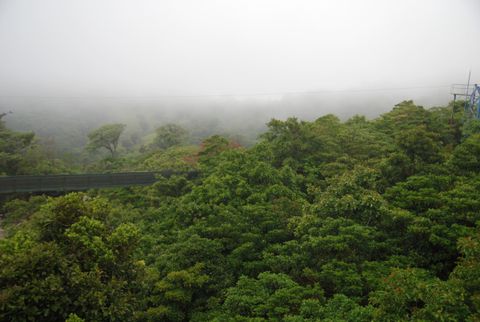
[0,170,195,194]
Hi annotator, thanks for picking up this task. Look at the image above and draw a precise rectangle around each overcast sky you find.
[0,0,479,98]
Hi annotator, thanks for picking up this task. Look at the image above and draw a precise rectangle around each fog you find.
[0,0,480,148]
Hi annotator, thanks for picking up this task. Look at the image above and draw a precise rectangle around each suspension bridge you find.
[0,170,198,194]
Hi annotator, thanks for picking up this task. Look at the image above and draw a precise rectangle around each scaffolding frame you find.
[451,83,480,119]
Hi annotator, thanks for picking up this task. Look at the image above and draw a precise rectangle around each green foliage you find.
[35,193,110,243]
[2,100,480,321]
[462,119,480,137]
[221,272,323,321]
[146,263,209,321]
[375,100,429,135]
[197,134,242,170]
[0,113,35,174]
[449,226,480,320]
[450,134,480,174]
[0,193,144,321]
[1,195,47,233]
[396,125,442,164]
[152,123,189,150]
[86,123,126,157]
[65,313,85,322]
[140,145,199,171]
[312,294,374,321]
[370,268,469,321]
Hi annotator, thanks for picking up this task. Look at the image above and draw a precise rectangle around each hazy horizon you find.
[0,0,479,100]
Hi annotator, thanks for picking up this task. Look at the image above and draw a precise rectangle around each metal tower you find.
[451,83,480,119]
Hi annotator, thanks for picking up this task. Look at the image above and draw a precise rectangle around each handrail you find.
[0,170,199,194]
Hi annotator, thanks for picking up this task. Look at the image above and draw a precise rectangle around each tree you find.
[370,268,469,321]
[86,123,125,157]
[220,272,323,321]
[0,193,145,321]
[152,124,188,150]
[0,112,35,175]
[374,101,429,136]
[197,135,242,170]
[450,134,480,175]
[462,119,480,138]
[145,263,209,321]
[395,125,442,164]
[449,226,480,321]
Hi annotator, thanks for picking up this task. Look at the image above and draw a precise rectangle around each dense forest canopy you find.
[1,100,480,321]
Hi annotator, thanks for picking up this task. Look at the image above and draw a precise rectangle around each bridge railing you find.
[0,170,196,194]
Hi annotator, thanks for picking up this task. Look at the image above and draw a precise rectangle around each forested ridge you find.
[1,100,480,321]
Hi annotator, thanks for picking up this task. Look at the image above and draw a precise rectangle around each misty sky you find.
[0,0,479,98]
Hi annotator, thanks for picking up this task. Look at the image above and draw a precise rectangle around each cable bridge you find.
[0,170,197,194]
